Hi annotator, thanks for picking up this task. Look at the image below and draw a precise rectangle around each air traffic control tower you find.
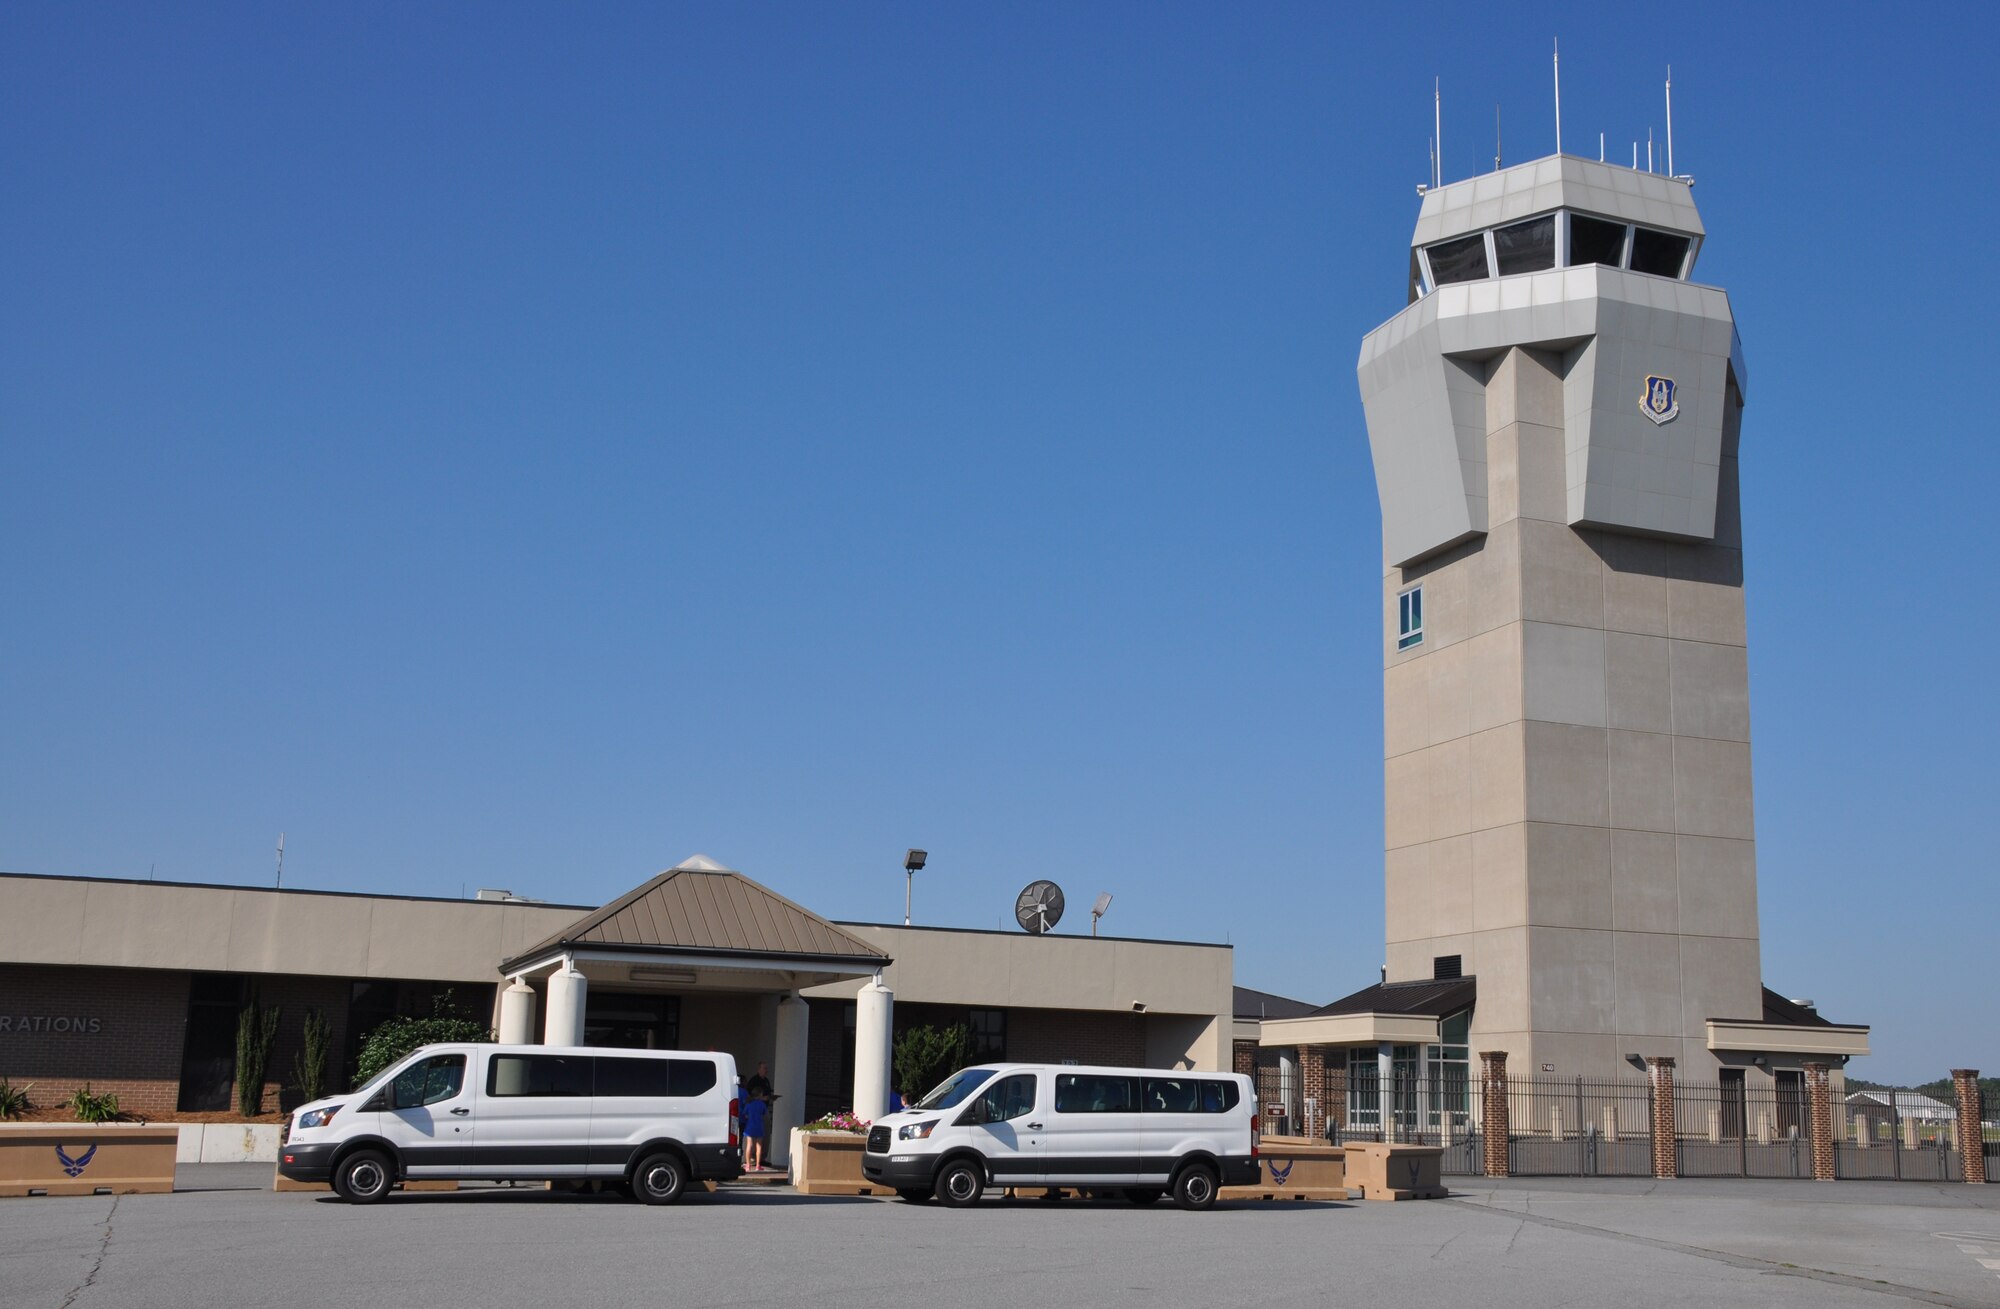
[1353,155,1864,1081]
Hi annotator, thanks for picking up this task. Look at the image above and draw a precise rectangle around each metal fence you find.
[1674,1079,1811,1179]
[1499,1076,1655,1177]
[1833,1100,1962,1181]
[1327,1068,1484,1174]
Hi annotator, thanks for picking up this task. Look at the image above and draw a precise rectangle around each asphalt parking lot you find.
[3,1168,1997,1309]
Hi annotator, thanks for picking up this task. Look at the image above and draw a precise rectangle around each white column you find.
[1378,1042,1395,1143]
[545,960,587,1046]
[768,994,810,1167]
[853,976,894,1120]
[498,978,538,1045]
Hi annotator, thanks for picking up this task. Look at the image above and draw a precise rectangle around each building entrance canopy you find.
[496,855,893,1165]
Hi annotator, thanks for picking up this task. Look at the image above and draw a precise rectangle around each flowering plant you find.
[799,1110,870,1134]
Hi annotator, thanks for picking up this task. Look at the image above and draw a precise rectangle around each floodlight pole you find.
[905,870,913,926]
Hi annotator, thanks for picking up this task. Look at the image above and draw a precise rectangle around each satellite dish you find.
[1014,880,1065,934]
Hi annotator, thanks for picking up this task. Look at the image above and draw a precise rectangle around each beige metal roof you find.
[501,865,890,973]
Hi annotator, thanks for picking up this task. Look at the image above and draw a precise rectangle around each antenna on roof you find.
[1433,78,1443,186]
[1494,103,1502,170]
[1552,39,1562,155]
[1599,131,1605,162]
[275,832,285,890]
[1665,66,1675,177]
[1647,127,1654,173]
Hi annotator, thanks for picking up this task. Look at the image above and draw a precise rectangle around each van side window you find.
[390,1054,465,1110]
[972,1074,1037,1124]
[1055,1074,1137,1114]
[487,1054,592,1098]
[594,1057,719,1098]
[1200,1080,1240,1113]
[1142,1077,1201,1113]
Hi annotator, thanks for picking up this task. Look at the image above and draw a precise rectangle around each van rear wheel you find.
[1122,1187,1164,1205]
[333,1150,394,1205]
[1172,1163,1218,1211]
[634,1152,688,1205]
[934,1159,984,1207]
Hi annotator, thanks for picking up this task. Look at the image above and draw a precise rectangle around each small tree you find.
[293,1007,333,1105]
[353,992,490,1086]
[893,1023,973,1102]
[235,989,282,1116]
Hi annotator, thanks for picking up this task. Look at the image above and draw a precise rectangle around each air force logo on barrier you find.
[1640,374,1680,425]
[56,1143,98,1178]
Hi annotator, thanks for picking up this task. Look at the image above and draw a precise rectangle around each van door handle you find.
[1027,1122,1043,1130]
[450,1108,471,1116]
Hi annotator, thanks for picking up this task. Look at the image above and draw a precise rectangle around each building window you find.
[967,1008,1006,1061]
[1398,586,1424,650]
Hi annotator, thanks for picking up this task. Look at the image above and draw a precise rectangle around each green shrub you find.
[293,1007,333,1105]
[893,1024,973,1102]
[235,988,282,1116]
[67,1084,121,1124]
[353,992,491,1085]
[0,1077,32,1119]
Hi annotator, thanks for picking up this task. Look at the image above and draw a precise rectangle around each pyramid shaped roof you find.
[501,862,889,973]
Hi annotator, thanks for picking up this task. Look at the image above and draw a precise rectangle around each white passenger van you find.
[861,1063,1258,1210]
[278,1043,740,1204]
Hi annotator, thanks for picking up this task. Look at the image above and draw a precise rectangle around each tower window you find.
[1398,586,1424,650]
[1567,214,1628,267]
[1493,215,1555,275]
[1629,227,1692,278]
[1424,233,1489,286]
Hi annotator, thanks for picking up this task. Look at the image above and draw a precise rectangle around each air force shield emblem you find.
[1640,374,1680,425]
[56,1143,98,1178]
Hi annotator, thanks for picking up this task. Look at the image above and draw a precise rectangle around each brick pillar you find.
[1952,1069,1986,1185]
[1645,1056,1678,1179]
[1480,1051,1510,1177]
[1233,1039,1257,1079]
[1301,1046,1327,1140]
[1805,1062,1836,1182]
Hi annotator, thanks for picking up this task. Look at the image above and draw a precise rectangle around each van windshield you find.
[914,1067,996,1110]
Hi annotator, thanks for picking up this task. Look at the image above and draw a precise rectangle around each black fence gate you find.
[1674,1078,1812,1179]
[1503,1076,1654,1177]
[1834,1095,1962,1182]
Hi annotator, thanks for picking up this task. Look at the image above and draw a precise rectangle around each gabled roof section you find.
[1310,976,1476,1019]
[501,864,890,973]
[1760,987,1837,1028]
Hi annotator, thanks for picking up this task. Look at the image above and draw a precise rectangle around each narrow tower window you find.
[1492,215,1555,275]
[1567,213,1628,267]
[1398,585,1424,650]
[1424,233,1489,285]
[1628,227,1692,278]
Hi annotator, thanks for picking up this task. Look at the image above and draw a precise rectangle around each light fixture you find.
[1130,1001,1147,1014]
[1625,1052,1647,1071]
[903,849,927,926]
[1091,893,1113,937]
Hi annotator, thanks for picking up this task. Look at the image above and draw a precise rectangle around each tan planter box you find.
[1222,1136,1348,1201]
[1342,1141,1447,1201]
[790,1130,886,1196]
[1,1123,178,1197]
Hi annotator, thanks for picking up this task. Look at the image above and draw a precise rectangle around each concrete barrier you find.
[1,1124,178,1197]
[175,1123,282,1163]
[1342,1141,1447,1201]
[1222,1136,1346,1201]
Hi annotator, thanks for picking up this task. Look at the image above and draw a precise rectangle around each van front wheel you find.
[1172,1163,1218,1211]
[634,1152,687,1205]
[333,1150,394,1205]
[934,1159,984,1207]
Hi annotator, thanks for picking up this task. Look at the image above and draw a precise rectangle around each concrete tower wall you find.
[1376,344,1760,1077]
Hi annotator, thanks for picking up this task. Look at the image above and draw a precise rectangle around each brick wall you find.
[1647,1056,1678,1179]
[1480,1051,1510,1176]
[1005,1008,1147,1067]
[0,964,191,1119]
[1233,1039,1256,1078]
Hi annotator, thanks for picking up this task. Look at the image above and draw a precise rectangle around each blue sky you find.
[2,4,1993,1083]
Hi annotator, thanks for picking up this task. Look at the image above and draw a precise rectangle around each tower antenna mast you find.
[1434,78,1443,186]
[275,832,285,890]
[1665,66,1675,176]
[1552,39,1562,155]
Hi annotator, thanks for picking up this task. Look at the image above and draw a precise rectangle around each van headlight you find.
[898,1119,939,1140]
[297,1105,342,1129]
